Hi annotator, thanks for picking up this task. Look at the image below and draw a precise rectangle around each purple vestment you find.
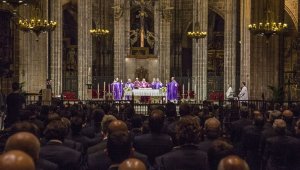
[124,82,133,100]
[134,81,140,89]
[111,81,123,100]
[167,81,179,100]
[153,82,163,89]
[139,82,149,88]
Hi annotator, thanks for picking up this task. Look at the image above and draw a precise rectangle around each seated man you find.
[155,115,209,170]
[0,150,35,170]
[5,132,58,170]
[130,114,143,142]
[40,120,85,170]
[119,158,147,170]
[133,109,173,165]
[218,155,249,170]
[199,118,221,152]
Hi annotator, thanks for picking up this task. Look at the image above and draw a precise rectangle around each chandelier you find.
[19,4,57,39]
[90,28,109,38]
[187,21,207,39]
[248,0,287,42]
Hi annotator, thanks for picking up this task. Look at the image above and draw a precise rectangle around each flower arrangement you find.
[160,87,168,92]
[123,86,133,91]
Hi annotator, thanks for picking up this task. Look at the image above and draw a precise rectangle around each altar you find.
[124,88,167,103]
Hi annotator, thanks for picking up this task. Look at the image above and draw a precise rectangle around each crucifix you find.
[135,0,149,47]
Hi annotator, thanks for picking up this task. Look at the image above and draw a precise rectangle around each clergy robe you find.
[168,81,179,100]
[139,82,149,88]
[153,82,163,89]
[151,82,156,89]
[124,83,134,100]
[134,81,140,89]
[111,82,123,100]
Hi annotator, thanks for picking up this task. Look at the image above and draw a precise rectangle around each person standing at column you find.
[238,82,248,105]
[111,78,122,100]
[168,77,179,103]
[5,82,25,127]
[124,79,134,100]
[226,84,233,105]
[46,79,52,90]
[134,78,140,89]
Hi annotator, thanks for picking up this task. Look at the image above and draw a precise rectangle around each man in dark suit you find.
[198,118,221,152]
[39,120,85,170]
[259,110,293,166]
[243,110,261,133]
[82,108,105,139]
[155,115,209,170]
[243,115,264,170]
[129,114,143,142]
[124,107,135,130]
[133,109,173,165]
[163,102,177,133]
[4,132,58,170]
[283,110,295,136]
[218,155,249,170]
[263,110,273,130]
[207,140,235,170]
[230,106,252,157]
[46,79,52,90]
[67,116,101,150]
[88,115,116,154]
[264,119,299,170]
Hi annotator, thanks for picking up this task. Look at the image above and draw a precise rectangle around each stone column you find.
[155,0,171,82]
[114,0,128,80]
[297,0,300,100]
[78,0,92,100]
[19,2,48,93]
[50,0,63,96]
[224,0,237,95]
[240,0,251,97]
[193,0,208,101]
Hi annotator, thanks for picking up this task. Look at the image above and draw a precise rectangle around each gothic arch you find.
[285,5,298,31]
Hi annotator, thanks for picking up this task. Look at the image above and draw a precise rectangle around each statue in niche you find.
[66,48,77,75]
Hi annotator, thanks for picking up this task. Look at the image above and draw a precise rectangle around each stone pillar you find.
[19,2,49,93]
[297,0,300,99]
[224,0,237,96]
[156,0,171,82]
[240,0,251,97]
[78,0,92,100]
[114,0,128,80]
[193,0,208,101]
[50,0,63,96]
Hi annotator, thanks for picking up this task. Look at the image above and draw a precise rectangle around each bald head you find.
[0,150,35,170]
[108,120,128,135]
[118,158,146,170]
[283,110,293,117]
[204,118,221,138]
[5,132,40,163]
[218,155,249,170]
[253,111,261,116]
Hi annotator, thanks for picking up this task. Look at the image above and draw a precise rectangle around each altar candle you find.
[104,81,106,91]
[166,80,167,86]
[109,84,110,93]
[97,83,99,99]
[113,82,115,92]
[188,81,190,93]
[183,84,185,96]
[195,84,196,93]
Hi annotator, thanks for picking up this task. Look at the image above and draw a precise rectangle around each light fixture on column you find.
[187,1,207,39]
[248,0,287,42]
[18,2,57,39]
[90,27,109,39]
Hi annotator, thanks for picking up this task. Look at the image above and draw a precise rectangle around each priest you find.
[167,77,179,102]
[154,78,163,89]
[124,79,134,100]
[151,78,156,88]
[140,78,149,103]
[111,78,123,100]
[134,78,140,89]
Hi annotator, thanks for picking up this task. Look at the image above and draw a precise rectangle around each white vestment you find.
[226,87,233,99]
[238,86,248,100]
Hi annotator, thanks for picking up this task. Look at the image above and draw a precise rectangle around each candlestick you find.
[166,80,167,86]
[188,81,190,99]
[182,84,185,99]
[104,81,106,91]
[113,82,115,100]
[109,83,110,93]
[97,83,100,99]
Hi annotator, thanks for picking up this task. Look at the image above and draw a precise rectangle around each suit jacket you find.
[259,128,292,170]
[130,128,142,142]
[263,121,273,130]
[198,137,217,153]
[39,141,84,170]
[133,133,173,165]
[88,138,107,154]
[36,158,59,170]
[67,133,102,149]
[82,124,101,139]
[40,137,83,153]
[243,126,264,170]
[230,118,252,157]
[88,150,150,170]
[155,145,209,170]
[163,118,177,133]
[264,135,298,170]
[164,121,178,146]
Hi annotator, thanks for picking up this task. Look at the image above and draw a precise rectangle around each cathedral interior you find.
[0,0,299,101]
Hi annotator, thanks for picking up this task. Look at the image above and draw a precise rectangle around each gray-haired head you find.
[270,110,282,123]
[273,119,286,135]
